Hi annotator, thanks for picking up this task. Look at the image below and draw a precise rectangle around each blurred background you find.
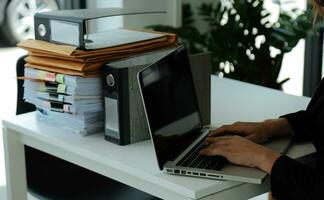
[0,0,322,199]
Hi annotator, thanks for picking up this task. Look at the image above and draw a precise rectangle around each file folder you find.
[34,8,166,49]
[18,32,177,63]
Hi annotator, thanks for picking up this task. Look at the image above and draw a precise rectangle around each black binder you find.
[34,8,165,49]
[103,47,212,145]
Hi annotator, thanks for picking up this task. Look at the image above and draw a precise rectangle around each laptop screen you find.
[138,46,203,170]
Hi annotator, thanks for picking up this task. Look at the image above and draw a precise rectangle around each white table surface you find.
[2,76,315,200]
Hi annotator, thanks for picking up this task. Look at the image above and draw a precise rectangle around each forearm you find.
[263,118,293,138]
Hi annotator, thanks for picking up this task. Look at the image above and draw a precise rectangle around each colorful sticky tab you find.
[39,83,46,91]
[56,74,65,84]
[63,104,70,112]
[58,95,64,101]
[46,72,56,82]
[37,70,55,82]
[38,71,46,80]
[57,84,67,93]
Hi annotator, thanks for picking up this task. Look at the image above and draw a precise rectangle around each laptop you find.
[137,45,292,184]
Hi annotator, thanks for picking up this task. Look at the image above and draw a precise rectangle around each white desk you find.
[2,76,315,200]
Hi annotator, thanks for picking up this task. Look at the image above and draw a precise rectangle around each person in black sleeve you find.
[199,1,324,199]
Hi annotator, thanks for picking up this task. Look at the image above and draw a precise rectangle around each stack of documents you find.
[23,68,104,135]
[17,29,177,77]
[18,28,177,135]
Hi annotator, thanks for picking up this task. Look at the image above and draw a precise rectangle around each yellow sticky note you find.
[39,82,46,91]
[56,74,65,84]
[57,84,67,93]
[38,71,46,80]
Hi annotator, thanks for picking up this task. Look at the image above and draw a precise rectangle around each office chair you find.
[16,56,160,200]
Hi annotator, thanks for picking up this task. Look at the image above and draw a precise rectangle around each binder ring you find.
[106,74,115,87]
[38,24,47,37]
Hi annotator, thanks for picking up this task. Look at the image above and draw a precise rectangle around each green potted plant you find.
[148,0,322,89]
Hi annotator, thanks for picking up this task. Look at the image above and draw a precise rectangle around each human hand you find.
[199,135,280,173]
[209,118,292,144]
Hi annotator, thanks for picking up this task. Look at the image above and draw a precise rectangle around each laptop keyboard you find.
[176,140,228,171]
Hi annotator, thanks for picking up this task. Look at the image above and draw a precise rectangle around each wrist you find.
[261,119,277,139]
[256,148,280,174]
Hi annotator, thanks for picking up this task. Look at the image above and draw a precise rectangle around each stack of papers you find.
[17,29,177,77]
[17,28,177,136]
[23,68,104,135]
